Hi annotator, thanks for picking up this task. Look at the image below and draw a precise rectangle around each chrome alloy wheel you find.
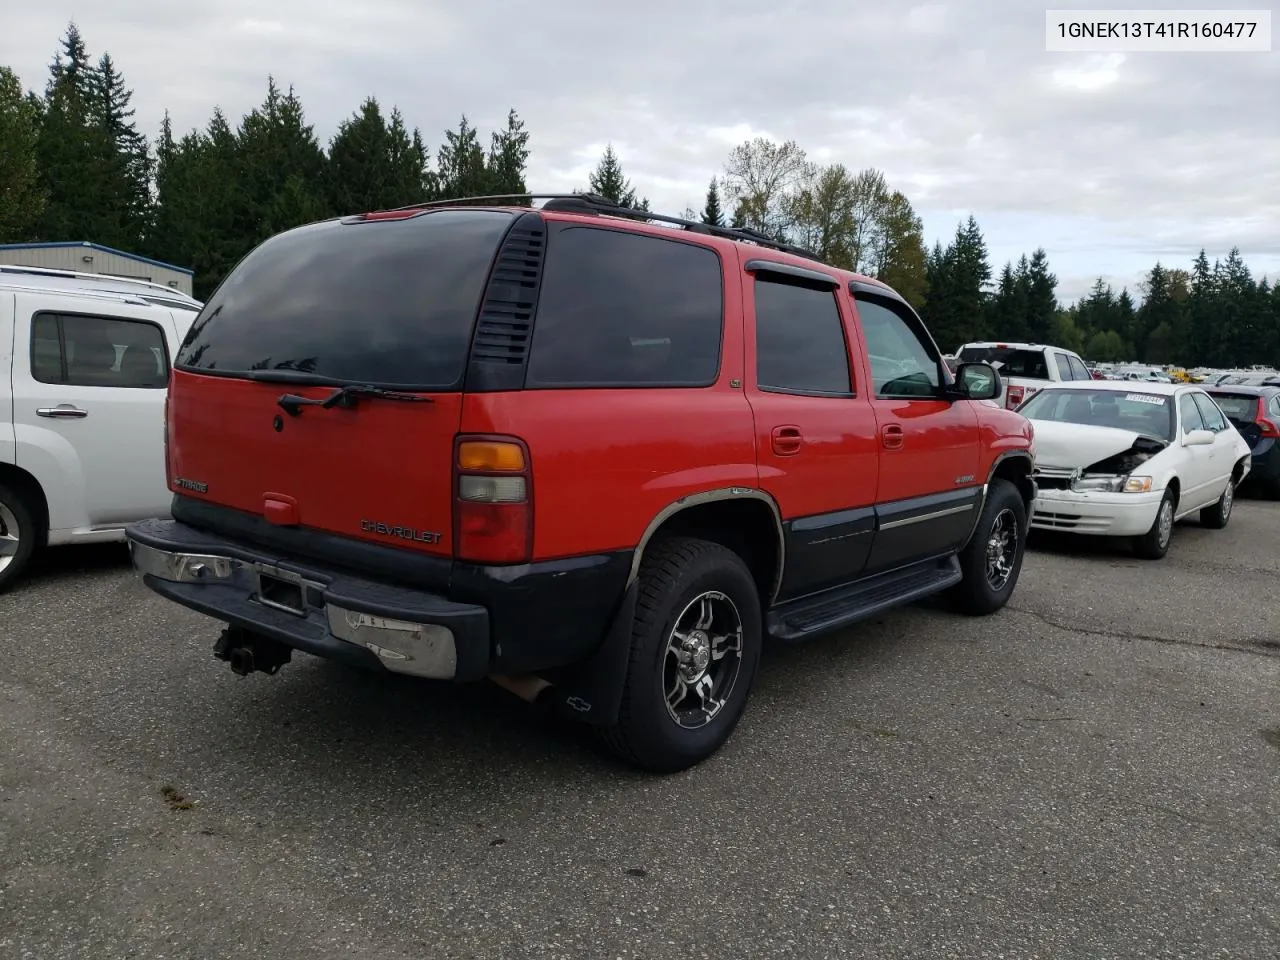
[662,591,744,729]
[0,502,20,574]
[1221,481,1234,520]
[985,508,1019,591]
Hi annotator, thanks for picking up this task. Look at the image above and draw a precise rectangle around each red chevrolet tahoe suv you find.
[126,194,1036,772]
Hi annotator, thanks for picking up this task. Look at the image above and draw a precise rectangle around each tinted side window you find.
[753,278,851,395]
[1179,393,1206,433]
[1067,355,1091,381]
[526,226,723,387]
[1054,353,1073,380]
[31,312,169,389]
[1192,392,1228,431]
[856,297,941,398]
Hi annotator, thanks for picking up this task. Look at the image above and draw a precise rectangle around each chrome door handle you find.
[36,405,88,419]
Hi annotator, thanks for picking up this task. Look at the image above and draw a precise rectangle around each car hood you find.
[1029,420,1164,469]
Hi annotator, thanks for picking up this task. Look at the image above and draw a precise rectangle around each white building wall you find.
[0,243,194,296]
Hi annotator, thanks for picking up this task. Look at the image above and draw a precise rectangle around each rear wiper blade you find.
[276,383,434,417]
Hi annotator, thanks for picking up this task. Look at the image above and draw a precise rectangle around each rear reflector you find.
[453,435,532,564]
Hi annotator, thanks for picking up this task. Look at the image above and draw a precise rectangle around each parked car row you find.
[0,196,1264,772]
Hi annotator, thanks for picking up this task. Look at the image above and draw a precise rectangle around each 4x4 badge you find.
[954,474,975,485]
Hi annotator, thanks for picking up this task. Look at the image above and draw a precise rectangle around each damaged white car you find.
[1017,381,1251,559]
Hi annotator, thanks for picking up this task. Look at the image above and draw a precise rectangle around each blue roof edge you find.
[0,241,195,276]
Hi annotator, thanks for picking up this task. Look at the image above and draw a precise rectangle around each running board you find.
[766,555,962,642]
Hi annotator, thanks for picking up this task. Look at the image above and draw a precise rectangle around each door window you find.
[753,278,851,395]
[1178,393,1206,434]
[1067,355,1091,381]
[1054,353,1073,380]
[31,312,169,388]
[855,296,941,399]
[1191,392,1228,432]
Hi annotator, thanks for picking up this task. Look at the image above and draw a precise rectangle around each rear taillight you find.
[1257,398,1280,438]
[1006,385,1025,409]
[453,436,532,564]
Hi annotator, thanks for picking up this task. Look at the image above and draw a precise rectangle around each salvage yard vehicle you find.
[1020,381,1250,559]
[0,269,200,591]
[1204,384,1280,499]
[125,193,1036,772]
[954,340,1092,410]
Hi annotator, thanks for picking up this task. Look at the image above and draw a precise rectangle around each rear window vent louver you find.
[471,219,546,366]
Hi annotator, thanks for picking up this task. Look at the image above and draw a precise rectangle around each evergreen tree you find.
[1025,248,1058,343]
[235,78,328,239]
[85,52,152,248]
[701,178,724,227]
[587,143,637,206]
[0,66,45,241]
[327,97,430,214]
[32,23,104,242]
[436,114,488,198]
[486,108,530,200]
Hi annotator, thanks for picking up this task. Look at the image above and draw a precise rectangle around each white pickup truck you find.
[0,266,201,590]
[955,341,1093,410]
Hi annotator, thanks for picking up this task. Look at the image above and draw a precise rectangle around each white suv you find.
[954,341,1092,410]
[0,269,200,590]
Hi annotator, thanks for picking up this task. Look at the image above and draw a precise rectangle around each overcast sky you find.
[3,1,1277,302]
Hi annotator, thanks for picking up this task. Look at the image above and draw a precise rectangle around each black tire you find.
[1199,476,1235,529]
[949,478,1027,616]
[599,536,762,773]
[0,482,40,594]
[1133,488,1176,560]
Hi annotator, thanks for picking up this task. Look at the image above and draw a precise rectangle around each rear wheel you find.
[0,483,39,594]
[599,537,762,773]
[1133,489,1176,559]
[949,478,1027,616]
[1199,477,1235,529]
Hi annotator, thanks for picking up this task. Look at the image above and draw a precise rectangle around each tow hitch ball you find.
[213,626,292,676]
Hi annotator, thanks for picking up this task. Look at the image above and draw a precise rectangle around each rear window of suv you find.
[956,346,1050,380]
[175,209,516,389]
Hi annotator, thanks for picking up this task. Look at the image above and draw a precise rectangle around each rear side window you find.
[754,278,851,395]
[176,209,516,389]
[31,312,169,388]
[1192,392,1228,432]
[957,346,1050,380]
[525,226,723,387]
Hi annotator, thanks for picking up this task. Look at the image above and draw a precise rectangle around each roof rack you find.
[393,193,824,263]
[0,263,200,301]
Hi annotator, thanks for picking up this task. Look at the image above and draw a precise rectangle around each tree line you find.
[0,23,1275,367]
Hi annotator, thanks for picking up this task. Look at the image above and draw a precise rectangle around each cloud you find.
[2,0,1276,301]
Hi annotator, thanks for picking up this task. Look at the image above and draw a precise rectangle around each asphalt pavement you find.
[2,499,1277,959]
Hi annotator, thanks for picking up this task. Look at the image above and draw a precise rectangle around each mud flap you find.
[543,581,638,726]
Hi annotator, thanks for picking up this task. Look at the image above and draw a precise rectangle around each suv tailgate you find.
[166,208,519,558]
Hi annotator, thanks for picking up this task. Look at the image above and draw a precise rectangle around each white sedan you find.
[1017,381,1251,559]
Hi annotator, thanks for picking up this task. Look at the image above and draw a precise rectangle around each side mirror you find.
[1183,428,1215,446]
[951,361,1001,401]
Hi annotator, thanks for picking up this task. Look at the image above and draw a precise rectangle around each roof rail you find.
[392,193,824,262]
[0,279,152,308]
[0,263,200,301]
